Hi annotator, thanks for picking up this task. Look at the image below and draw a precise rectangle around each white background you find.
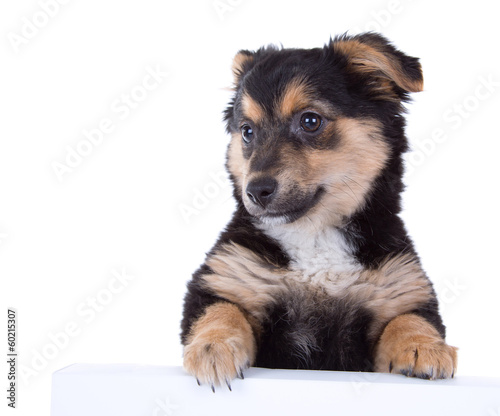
[1,0,499,414]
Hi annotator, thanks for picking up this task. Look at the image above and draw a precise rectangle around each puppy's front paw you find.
[375,314,457,380]
[184,335,252,391]
[183,302,256,391]
[382,340,457,379]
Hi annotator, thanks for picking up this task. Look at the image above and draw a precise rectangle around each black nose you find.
[246,177,277,209]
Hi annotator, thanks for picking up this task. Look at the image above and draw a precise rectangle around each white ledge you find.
[51,364,500,416]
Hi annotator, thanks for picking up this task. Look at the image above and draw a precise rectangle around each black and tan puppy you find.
[180,33,457,390]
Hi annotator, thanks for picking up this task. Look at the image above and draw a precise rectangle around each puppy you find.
[180,33,457,390]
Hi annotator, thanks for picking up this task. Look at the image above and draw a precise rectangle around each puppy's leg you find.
[374,313,457,379]
[183,302,256,390]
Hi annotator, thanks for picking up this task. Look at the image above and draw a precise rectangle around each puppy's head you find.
[224,33,422,227]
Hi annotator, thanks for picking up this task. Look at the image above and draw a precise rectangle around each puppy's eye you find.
[241,124,254,143]
[300,112,322,132]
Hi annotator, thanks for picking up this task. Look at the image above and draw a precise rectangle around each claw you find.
[389,362,393,373]
[417,369,432,380]
[226,380,232,391]
[196,378,201,386]
[238,369,245,380]
[211,384,215,393]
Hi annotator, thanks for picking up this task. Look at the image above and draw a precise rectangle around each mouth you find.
[255,187,325,225]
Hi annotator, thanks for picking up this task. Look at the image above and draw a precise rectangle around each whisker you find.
[340,177,361,205]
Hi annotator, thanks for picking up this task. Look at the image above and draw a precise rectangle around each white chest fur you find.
[260,224,362,285]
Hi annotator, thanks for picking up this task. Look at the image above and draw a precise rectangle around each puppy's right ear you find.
[231,50,254,85]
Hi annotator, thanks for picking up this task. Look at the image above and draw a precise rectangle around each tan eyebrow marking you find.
[279,77,313,118]
[241,92,264,123]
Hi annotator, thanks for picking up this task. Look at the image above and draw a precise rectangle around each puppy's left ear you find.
[231,50,254,85]
[333,33,423,99]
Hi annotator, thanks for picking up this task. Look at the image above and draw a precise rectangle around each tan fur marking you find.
[204,243,286,321]
[244,117,389,231]
[227,115,385,231]
[242,93,264,123]
[279,77,312,118]
[300,117,390,228]
[335,39,423,96]
[232,52,253,83]
[183,302,256,386]
[374,314,457,379]
[351,254,434,340]
[203,243,433,345]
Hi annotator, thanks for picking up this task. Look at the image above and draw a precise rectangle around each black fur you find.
[255,290,375,371]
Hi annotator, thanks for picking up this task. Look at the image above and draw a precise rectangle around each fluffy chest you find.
[262,225,363,286]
